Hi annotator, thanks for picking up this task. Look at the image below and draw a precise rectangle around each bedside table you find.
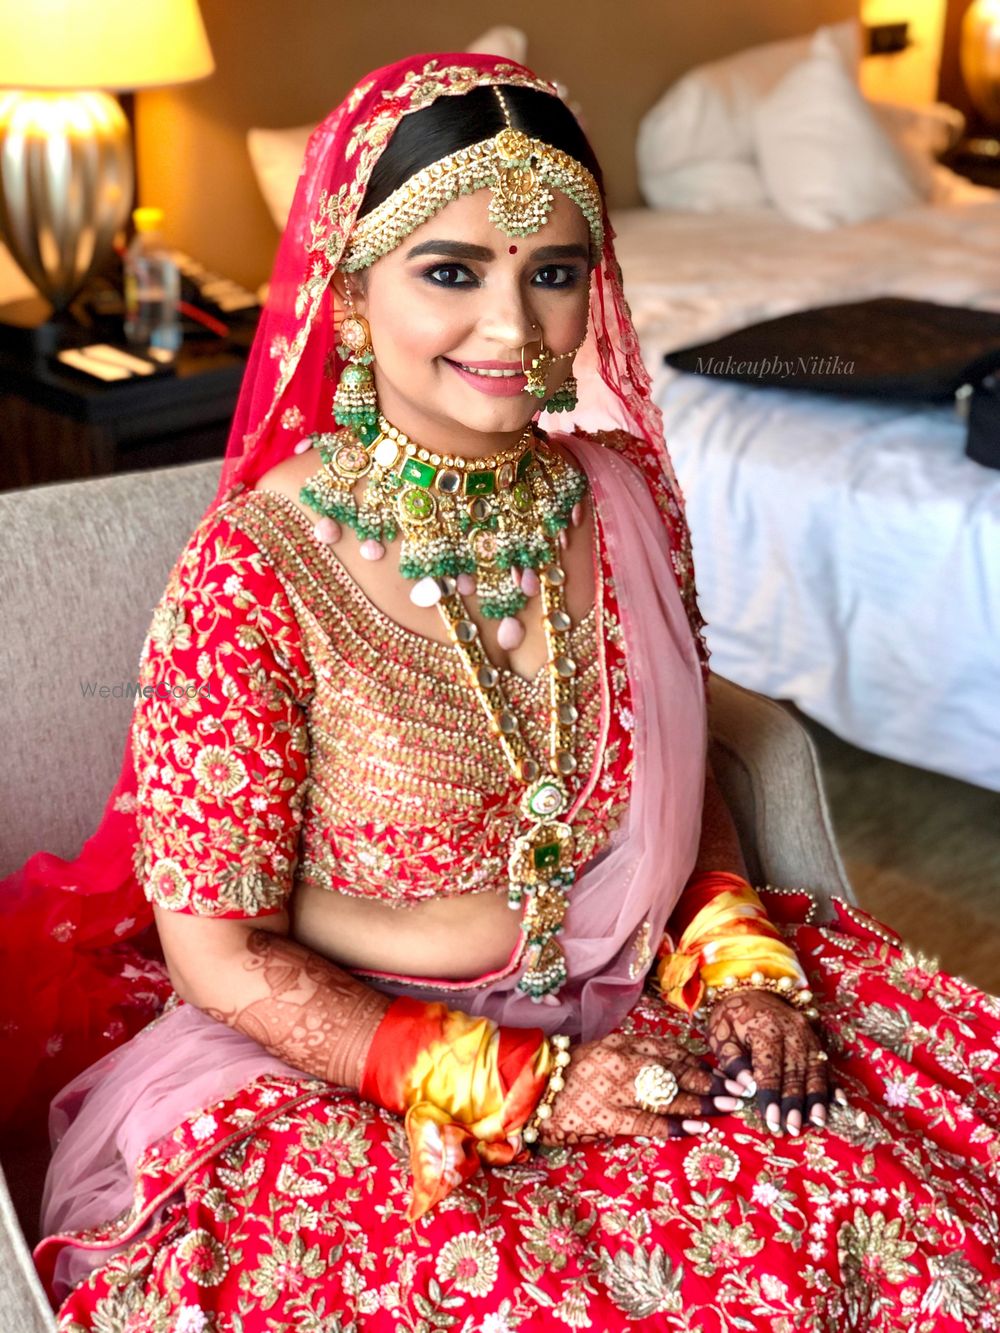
[0,337,249,492]
[940,135,1000,189]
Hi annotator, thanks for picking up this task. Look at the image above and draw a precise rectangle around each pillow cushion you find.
[641,160,770,212]
[247,124,312,232]
[868,98,966,197]
[752,28,924,229]
[636,18,860,203]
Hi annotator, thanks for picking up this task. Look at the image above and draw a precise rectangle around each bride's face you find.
[347,186,593,452]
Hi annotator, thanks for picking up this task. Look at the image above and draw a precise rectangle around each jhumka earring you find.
[333,287,379,445]
[543,371,578,414]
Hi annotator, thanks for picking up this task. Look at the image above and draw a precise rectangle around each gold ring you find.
[633,1064,679,1114]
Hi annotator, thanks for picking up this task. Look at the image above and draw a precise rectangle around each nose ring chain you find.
[521,329,585,400]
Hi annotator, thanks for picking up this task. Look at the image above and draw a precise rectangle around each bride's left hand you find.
[705,989,830,1136]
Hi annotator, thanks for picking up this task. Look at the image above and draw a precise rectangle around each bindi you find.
[508,245,518,254]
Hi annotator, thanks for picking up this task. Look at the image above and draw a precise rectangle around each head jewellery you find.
[341,86,604,272]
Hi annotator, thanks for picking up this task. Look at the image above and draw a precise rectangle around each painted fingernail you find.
[810,1109,827,1127]
[833,1089,848,1106]
[724,1078,746,1097]
[742,1078,757,1098]
[766,1108,782,1134]
[786,1112,802,1136]
[712,1096,742,1112]
[684,1120,710,1134]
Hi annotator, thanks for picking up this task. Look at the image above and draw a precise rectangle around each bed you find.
[609,186,1000,793]
[5,11,995,791]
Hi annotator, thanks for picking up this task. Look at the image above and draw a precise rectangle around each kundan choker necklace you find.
[300,415,588,640]
[298,416,591,999]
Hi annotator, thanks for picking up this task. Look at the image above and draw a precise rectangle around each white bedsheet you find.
[609,189,1000,791]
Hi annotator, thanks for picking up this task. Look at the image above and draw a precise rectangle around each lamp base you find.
[0,297,95,360]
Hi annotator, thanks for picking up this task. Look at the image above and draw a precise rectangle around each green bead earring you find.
[333,294,379,446]
[542,376,579,413]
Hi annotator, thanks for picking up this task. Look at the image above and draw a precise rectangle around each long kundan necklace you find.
[299,416,590,1000]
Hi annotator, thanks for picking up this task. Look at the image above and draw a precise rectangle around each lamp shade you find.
[0,0,215,92]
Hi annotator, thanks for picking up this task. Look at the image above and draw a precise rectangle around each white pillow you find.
[637,18,861,195]
[869,99,966,197]
[465,25,527,63]
[642,160,770,212]
[248,27,533,230]
[753,29,925,230]
[247,124,313,231]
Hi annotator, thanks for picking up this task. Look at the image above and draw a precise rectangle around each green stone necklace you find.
[298,417,590,1000]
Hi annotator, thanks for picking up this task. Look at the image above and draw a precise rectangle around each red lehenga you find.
[2,51,998,1332]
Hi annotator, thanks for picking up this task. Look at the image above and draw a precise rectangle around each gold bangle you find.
[522,1033,572,1146]
[703,973,820,1022]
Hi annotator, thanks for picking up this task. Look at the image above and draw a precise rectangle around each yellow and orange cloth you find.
[654,870,806,1013]
[360,997,553,1221]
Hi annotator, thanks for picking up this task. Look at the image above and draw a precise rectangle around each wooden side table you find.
[0,339,248,492]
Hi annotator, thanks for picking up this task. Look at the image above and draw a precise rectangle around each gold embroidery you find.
[227,491,631,904]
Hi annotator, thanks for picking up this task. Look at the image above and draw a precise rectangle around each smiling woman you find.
[346,189,592,444]
[13,50,1000,1333]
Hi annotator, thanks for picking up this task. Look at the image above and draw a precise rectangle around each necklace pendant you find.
[521,775,569,821]
[508,819,574,886]
[331,439,373,479]
[518,936,569,1000]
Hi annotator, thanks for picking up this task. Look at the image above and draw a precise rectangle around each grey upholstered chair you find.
[0,462,853,1329]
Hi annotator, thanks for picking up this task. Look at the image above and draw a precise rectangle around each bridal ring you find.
[634,1064,680,1113]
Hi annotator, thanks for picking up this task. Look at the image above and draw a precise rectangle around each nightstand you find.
[0,335,250,492]
[940,135,1000,189]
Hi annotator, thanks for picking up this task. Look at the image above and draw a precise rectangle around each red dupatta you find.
[0,51,708,1134]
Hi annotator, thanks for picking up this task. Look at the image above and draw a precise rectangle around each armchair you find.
[0,460,854,1329]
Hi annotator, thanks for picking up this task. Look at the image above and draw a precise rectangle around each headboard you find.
[135,0,859,290]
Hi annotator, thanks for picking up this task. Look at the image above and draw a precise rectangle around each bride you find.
[7,51,998,1331]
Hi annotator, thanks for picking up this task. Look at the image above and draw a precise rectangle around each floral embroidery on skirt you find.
[43,904,1000,1332]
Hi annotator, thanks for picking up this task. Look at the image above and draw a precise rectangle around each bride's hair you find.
[360,82,606,219]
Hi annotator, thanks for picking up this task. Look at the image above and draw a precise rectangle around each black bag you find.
[966,375,1000,470]
[663,296,1000,469]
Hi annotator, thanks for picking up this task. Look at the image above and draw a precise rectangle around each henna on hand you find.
[540,1030,743,1146]
[705,989,829,1134]
[205,929,392,1089]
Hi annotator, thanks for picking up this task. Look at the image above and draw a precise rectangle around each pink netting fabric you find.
[0,51,709,1136]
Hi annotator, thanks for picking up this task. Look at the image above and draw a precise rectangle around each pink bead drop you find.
[558,530,569,551]
[293,437,314,455]
[456,572,477,596]
[359,539,386,561]
[497,616,526,650]
[571,502,584,528]
[539,993,561,1007]
[312,517,341,545]
[520,567,541,597]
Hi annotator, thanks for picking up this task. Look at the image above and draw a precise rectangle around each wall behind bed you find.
[135,0,859,290]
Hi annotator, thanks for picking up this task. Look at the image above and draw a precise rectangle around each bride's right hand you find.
[538,1030,746,1146]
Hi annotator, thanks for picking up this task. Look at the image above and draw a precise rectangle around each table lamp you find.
[963,0,1000,127]
[0,0,214,318]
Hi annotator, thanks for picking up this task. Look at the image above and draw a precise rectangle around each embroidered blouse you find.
[131,486,635,919]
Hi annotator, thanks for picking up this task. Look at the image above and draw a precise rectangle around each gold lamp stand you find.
[0,0,214,331]
[0,90,133,314]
